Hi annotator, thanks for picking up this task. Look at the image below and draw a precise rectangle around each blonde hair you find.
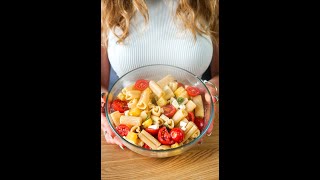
[101,0,219,47]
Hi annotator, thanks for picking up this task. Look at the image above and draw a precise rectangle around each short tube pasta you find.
[191,129,200,139]
[156,74,175,89]
[184,121,195,134]
[141,130,161,147]
[138,133,157,149]
[137,88,152,110]
[138,130,161,149]
[192,95,204,118]
[125,90,141,101]
[163,85,175,100]
[136,139,144,147]
[117,92,126,101]
[149,80,165,98]
[156,97,168,107]
[182,125,198,143]
[110,111,121,127]
[172,109,188,126]
[120,116,143,127]
[168,81,178,92]
[157,145,171,150]
[185,100,197,112]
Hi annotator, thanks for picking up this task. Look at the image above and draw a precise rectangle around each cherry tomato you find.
[134,79,149,91]
[116,124,130,136]
[170,128,184,143]
[186,112,195,122]
[158,127,174,145]
[143,144,151,150]
[145,128,159,136]
[163,104,177,118]
[111,99,129,113]
[194,117,205,131]
[186,86,201,97]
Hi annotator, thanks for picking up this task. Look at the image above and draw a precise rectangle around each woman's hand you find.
[198,76,219,144]
[101,94,125,149]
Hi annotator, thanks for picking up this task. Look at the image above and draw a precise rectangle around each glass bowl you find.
[105,64,215,158]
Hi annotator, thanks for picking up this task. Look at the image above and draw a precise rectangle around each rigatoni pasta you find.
[137,88,152,110]
[125,90,141,101]
[185,100,197,112]
[149,80,165,98]
[120,116,143,127]
[110,111,121,127]
[172,109,188,126]
[192,95,204,118]
[156,74,175,89]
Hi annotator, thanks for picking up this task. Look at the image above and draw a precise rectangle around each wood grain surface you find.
[101,104,219,180]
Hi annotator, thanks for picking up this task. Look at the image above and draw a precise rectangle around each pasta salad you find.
[108,75,206,150]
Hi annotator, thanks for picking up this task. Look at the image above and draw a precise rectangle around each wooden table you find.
[101,104,219,180]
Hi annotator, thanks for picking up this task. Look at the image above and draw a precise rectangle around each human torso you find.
[108,0,213,78]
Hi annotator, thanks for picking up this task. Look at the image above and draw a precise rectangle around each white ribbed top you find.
[107,0,213,78]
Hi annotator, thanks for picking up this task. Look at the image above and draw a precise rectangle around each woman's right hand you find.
[101,94,124,148]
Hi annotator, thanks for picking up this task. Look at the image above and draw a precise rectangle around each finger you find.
[104,132,116,144]
[101,113,116,138]
[113,136,125,148]
[101,113,108,132]
[198,138,204,144]
[101,97,106,113]
[207,120,214,136]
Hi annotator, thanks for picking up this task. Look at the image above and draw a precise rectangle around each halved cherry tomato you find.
[143,144,151,150]
[134,79,149,91]
[158,127,174,145]
[194,117,205,131]
[186,86,201,97]
[186,112,195,122]
[170,128,184,143]
[116,124,130,136]
[111,99,129,113]
[145,128,159,136]
[163,104,177,118]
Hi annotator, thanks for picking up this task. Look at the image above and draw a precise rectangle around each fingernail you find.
[207,132,212,136]
[119,145,124,150]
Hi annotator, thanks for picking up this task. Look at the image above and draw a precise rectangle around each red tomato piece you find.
[170,128,184,143]
[134,79,149,91]
[158,127,174,145]
[143,144,151,149]
[186,86,201,97]
[186,112,195,122]
[111,99,129,113]
[145,128,159,136]
[162,104,177,118]
[116,124,130,136]
[194,117,205,131]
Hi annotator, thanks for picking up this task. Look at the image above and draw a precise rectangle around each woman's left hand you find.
[199,77,219,143]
